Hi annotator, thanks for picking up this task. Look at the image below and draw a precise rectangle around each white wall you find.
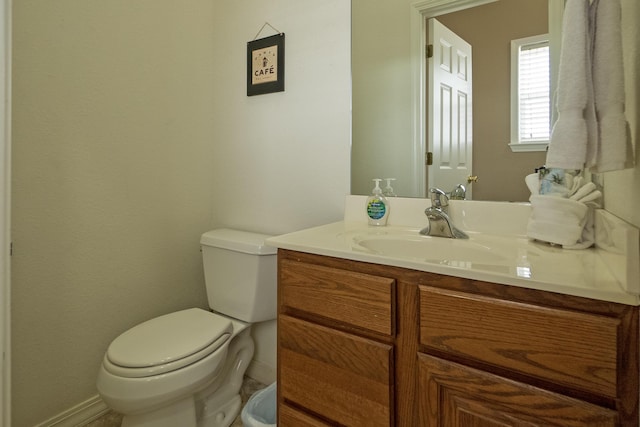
[210,0,351,236]
[11,0,350,426]
[209,0,351,384]
[351,0,416,197]
[603,0,640,228]
[207,0,351,385]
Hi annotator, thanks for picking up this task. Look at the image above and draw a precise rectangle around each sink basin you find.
[352,233,509,265]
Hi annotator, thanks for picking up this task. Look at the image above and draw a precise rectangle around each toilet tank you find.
[200,229,277,323]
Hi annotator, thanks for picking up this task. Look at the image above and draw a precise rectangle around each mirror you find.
[351,0,559,201]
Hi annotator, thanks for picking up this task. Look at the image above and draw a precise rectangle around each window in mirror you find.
[509,34,550,152]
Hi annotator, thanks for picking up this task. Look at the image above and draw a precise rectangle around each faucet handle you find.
[450,184,466,200]
[429,187,448,209]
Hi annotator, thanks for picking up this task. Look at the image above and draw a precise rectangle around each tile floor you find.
[84,376,267,427]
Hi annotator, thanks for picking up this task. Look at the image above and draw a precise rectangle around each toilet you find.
[96,229,277,427]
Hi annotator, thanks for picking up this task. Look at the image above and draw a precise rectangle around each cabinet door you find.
[279,315,393,426]
[418,354,618,427]
[279,403,333,427]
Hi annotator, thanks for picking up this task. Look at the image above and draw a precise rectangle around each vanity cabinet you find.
[277,249,397,426]
[276,249,639,426]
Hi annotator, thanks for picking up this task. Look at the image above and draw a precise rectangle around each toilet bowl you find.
[96,229,276,427]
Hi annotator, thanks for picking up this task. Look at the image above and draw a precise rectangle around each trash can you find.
[240,382,277,427]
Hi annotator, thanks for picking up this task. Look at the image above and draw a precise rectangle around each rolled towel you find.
[568,176,584,197]
[525,173,540,196]
[564,172,574,192]
[569,182,597,200]
[578,189,602,204]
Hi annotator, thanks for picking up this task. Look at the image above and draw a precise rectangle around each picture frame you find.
[247,33,285,96]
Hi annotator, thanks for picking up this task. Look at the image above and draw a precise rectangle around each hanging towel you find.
[590,0,633,172]
[546,0,592,170]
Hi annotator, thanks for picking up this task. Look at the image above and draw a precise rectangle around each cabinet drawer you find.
[280,258,395,336]
[279,315,394,426]
[419,286,619,398]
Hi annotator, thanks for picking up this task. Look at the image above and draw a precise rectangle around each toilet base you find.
[122,397,196,427]
[199,395,241,427]
[114,325,254,427]
[119,394,243,427]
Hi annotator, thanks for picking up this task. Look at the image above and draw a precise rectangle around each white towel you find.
[590,0,633,172]
[527,195,590,247]
[578,189,602,204]
[546,0,592,170]
[567,176,584,197]
[562,207,596,250]
[569,182,597,200]
[525,173,540,196]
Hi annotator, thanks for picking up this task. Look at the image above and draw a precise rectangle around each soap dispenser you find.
[366,178,389,226]
[383,178,397,197]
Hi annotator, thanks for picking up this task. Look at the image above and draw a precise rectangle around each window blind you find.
[518,41,550,142]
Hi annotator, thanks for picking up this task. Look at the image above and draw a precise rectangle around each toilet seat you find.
[104,308,232,378]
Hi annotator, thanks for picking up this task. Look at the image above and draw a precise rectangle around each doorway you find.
[427,18,473,199]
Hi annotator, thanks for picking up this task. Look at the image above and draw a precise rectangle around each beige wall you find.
[438,0,548,201]
[12,2,215,424]
[8,0,639,425]
[11,0,350,426]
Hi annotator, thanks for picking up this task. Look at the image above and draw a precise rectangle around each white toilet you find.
[96,229,277,427]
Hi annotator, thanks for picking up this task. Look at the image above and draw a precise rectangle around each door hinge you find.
[426,152,433,165]
[426,44,433,58]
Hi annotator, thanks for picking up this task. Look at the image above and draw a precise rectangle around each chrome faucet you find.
[420,188,468,239]
[449,184,466,200]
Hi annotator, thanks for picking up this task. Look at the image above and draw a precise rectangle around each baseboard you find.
[34,395,109,427]
[246,358,276,385]
[33,359,274,427]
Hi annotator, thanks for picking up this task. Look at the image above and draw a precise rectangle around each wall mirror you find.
[351,0,563,201]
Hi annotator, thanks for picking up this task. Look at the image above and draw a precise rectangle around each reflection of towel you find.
[546,0,591,170]
[590,0,632,172]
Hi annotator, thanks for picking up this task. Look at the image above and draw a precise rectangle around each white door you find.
[427,18,473,198]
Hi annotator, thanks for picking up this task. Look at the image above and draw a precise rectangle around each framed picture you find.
[247,33,285,96]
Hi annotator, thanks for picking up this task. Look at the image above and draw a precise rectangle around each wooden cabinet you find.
[417,354,618,426]
[277,249,639,426]
[277,251,397,426]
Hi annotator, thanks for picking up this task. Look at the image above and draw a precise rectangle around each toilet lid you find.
[106,308,232,376]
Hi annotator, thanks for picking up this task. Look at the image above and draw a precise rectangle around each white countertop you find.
[266,196,640,306]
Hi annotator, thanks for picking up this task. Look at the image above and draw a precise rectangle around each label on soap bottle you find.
[367,198,387,220]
